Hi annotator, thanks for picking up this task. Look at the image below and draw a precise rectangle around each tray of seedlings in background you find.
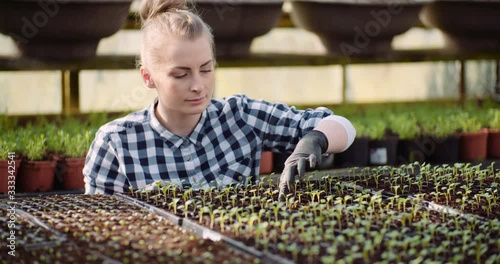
[341,162,499,220]
[14,195,259,263]
[126,175,499,264]
[0,205,114,263]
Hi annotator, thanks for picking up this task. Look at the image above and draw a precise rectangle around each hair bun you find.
[140,0,188,23]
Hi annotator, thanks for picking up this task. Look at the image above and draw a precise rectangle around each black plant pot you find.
[397,138,427,165]
[369,136,398,166]
[424,135,460,164]
[335,136,369,168]
[0,0,133,60]
[191,0,284,57]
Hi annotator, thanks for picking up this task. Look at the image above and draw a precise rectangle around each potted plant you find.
[17,131,56,192]
[289,0,430,57]
[0,135,21,194]
[366,118,398,166]
[58,130,92,190]
[0,0,133,60]
[458,112,488,162]
[389,113,425,165]
[334,118,370,168]
[190,0,284,56]
[421,114,461,164]
[487,109,500,159]
[420,0,500,51]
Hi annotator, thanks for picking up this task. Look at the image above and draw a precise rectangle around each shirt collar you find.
[148,98,209,149]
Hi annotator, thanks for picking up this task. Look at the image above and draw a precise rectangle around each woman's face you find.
[145,36,215,117]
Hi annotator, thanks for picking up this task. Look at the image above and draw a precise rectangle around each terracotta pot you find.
[58,157,86,190]
[191,0,284,56]
[259,151,274,174]
[0,159,21,194]
[459,129,489,162]
[488,129,500,159]
[369,136,398,166]
[0,0,133,60]
[17,160,56,192]
[335,136,369,168]
[425,134,460,164]
[420,0,500,52]
[290,0,428,56]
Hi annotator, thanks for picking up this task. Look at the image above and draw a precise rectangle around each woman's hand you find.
[278,130,328,201]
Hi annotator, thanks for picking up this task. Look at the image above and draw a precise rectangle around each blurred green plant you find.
[364,119,386,140]
[23,134,47,161]
[487,109,500,130]
[457,112,482,133]
[388,113,420,140]
[63,130,93,158]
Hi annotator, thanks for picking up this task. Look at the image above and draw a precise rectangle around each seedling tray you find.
[114,193,290,264]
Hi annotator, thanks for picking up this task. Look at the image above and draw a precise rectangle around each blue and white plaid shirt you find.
[83,94,332,194]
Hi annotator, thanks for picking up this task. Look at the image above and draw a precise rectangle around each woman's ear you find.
[140,66,156,88]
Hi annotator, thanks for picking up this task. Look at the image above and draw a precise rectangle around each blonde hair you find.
[138,0,214,69]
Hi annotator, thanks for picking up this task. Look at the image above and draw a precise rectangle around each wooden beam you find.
[2,50,500,71]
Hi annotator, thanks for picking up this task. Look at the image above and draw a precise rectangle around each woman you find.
[83,0,356,199]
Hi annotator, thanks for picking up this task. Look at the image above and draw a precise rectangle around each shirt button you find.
[185,156,191,161]
[193,178,197,183]
[238,176,243,181]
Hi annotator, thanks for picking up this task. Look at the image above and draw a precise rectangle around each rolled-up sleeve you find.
[233,95,333,152]
[83,132,128,195]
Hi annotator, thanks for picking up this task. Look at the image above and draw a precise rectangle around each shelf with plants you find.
[329,100,500,168]
[8,195,259,263]
[0,114,108,194]
[123,167,499,263]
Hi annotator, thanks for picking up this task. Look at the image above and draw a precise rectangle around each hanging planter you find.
[0,0,133,60]
[420,0,500,52]
[290,0,429,56]
[190,0,284,56]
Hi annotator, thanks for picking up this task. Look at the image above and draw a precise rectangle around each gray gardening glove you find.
[278,130,328,201]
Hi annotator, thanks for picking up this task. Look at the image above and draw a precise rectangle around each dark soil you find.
[9,195,258,263]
